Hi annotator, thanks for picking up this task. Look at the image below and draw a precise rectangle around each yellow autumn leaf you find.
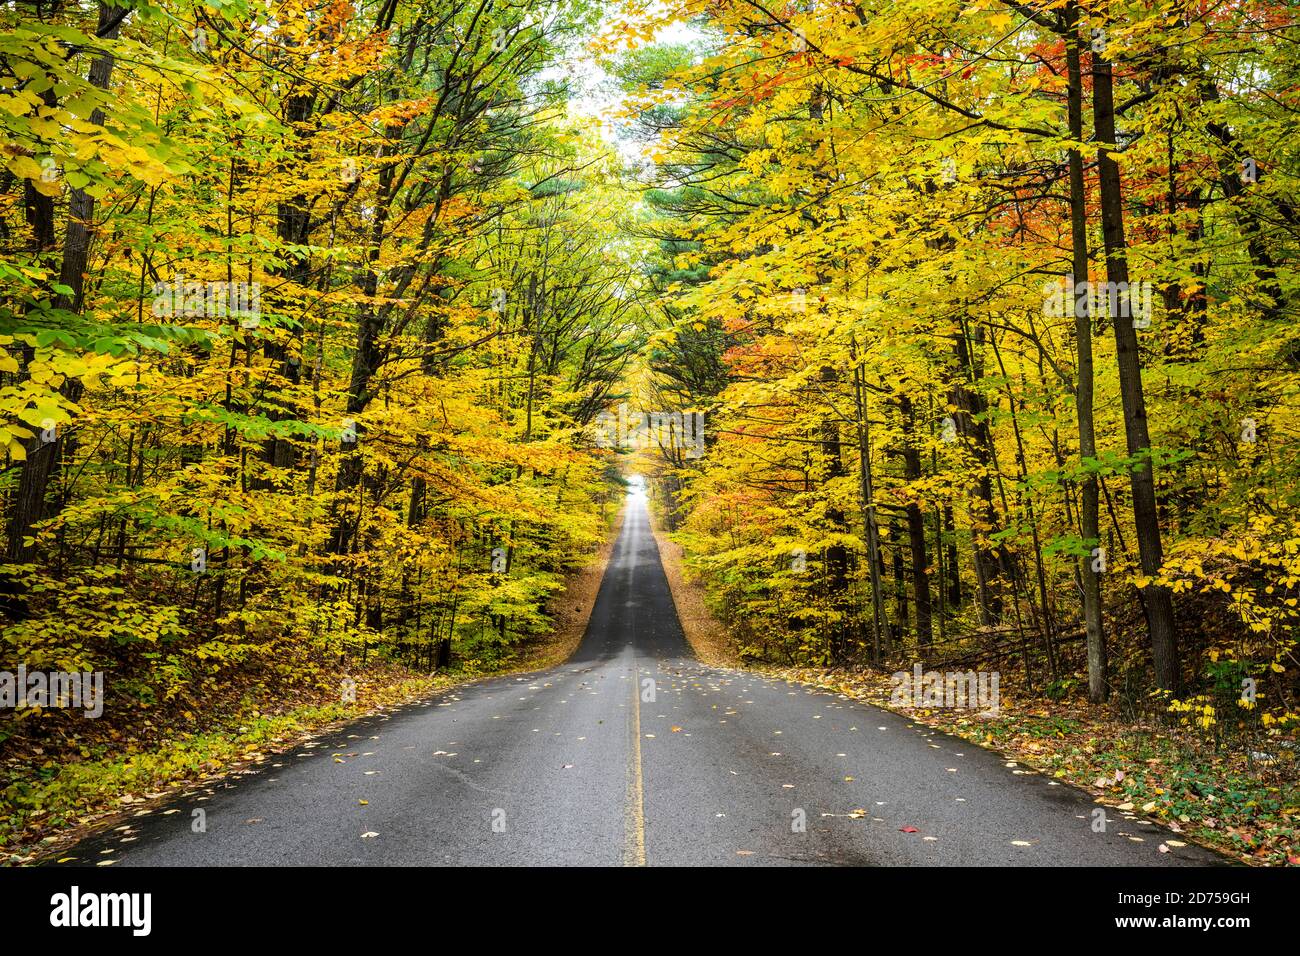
[6,155,43,181]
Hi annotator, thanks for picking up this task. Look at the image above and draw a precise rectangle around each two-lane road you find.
[54,493,1224,866]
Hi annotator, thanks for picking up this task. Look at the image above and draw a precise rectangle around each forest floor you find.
[650,514,1299,867]
[0,505,628,865]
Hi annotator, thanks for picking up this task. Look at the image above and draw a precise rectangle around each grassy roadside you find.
[2,503,628,866]
[647,512,1298,867]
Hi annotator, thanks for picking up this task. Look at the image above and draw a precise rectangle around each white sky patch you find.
[537,17,705,165]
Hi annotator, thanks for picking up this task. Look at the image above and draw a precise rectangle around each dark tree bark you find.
[7,4,128,569]
[1065,1,1107,701]
[1093,42,1180,692]
[898,395,933,648]
[819,365,850,662]
[950,325,1007,626]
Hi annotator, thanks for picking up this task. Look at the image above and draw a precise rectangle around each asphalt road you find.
[53,493,1225,867]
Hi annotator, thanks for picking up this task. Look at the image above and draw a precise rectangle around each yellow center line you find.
[625,652,647,867]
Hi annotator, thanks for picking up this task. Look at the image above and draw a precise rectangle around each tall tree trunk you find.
[1065,2,1107,702]
[891,543,907,637]
[943,504,960,608]
[818,364,850,663]
[6,3,127,569]
[850,348,890,663]
[898,395,933,648]
[950,324,1005,626]
[256,89,315,484]
[1093,40,1180,692]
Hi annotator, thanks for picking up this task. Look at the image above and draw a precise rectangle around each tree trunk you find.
[1093,43,1180,692]
[6,3,127,569]
[818,364,850,662]
[850,351,890,663]
[256,89,315,485]
[950,325,1005,626]
[898,395,933,648]
[1066,2,1107,701]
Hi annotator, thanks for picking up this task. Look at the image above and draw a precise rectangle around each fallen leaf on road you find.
[361,831,379,838]
[900,826,919,833]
